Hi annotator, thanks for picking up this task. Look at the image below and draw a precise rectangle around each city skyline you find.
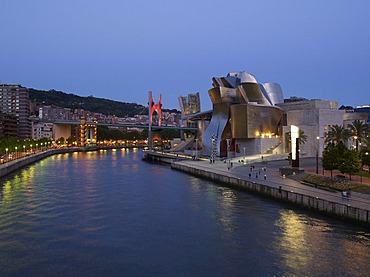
[1,0,369,110]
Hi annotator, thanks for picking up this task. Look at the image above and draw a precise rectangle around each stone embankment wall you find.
[1,146,143,180]
[171,162,370,226]
[0,148,79,179]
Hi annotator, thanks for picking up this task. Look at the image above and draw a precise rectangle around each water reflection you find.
[275,209,370,275]
[1,149,370,276]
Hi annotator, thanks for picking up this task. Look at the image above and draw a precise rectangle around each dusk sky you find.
[2,0,369,111]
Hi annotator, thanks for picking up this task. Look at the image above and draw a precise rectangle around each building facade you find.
[200,71,284,157]
[31,121,54,140]
[0,112,18,138]
[277,99,345,158]
[0,84,31,138]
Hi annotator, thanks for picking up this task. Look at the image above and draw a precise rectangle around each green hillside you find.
[29,88,178,117]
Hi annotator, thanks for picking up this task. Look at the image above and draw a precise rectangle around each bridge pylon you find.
[148,91,162,150]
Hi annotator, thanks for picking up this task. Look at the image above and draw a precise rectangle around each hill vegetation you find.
[29,88,179,117]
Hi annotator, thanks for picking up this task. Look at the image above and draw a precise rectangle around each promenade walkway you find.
[175,154,370,212]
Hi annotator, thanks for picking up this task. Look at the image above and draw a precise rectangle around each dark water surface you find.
[0,149,369,276]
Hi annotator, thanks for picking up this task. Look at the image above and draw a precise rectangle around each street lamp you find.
[360,152,369,183]
[15,146,17,159]
[353,135,358,151]
[5,148,8,162]
[226,138,231,169]
[316,136,320,174]
[210,134,217,164]
[23,145,26,155]
[195,138,198,160]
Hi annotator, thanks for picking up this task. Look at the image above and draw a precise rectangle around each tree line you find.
[322,120,369,178]
[29,88,180,117]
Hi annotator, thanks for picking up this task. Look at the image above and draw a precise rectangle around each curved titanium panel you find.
[228,71,258,84]
[220,87,239,104]
[208,87,222,104]
[261,83,284,105]
[230,104,283,139]
[202,101,230,156]
[239,83,271,105]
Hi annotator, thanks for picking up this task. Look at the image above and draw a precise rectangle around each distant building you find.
[277,99,345,157]
[31,121,54,140]
[178,93,201,128]
[354,105,370,125]
[38,105,73,121]
[0,84,31,138]
[0,112,18,138]
[178,92,201,116]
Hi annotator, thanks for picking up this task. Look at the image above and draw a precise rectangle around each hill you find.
[29,88,179,117]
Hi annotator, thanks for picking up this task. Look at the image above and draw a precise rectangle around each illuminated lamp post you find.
[211,135,216,164]
[5,148,8,162]
[226,138,231,169]
[195,138,198,160]
[360,152,369,183]
[30,144,33,154]
[23,145,26,156]
[15,146,18,159]
[353,135,358,151]
[316,136,320,174]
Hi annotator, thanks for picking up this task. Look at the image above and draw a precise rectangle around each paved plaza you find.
[177,153,370,212]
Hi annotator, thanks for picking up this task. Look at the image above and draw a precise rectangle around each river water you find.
[0,149,369,276]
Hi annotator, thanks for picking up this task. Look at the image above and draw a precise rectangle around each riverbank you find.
[0,148,89,179]
[144,151,370,226]
[0,146,143,179]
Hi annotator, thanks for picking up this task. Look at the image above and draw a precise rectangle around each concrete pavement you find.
[177,154,370,212]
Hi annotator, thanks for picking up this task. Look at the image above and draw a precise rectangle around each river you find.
[0,149,369,276]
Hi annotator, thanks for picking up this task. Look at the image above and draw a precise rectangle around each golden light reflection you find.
[2,180,13,203]
[217,187,237,231]
[275,210,309,270]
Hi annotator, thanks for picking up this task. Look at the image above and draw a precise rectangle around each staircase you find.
[170,136,195,152]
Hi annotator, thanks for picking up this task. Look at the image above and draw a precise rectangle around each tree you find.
[360,149,370,172]
[338,149,360,180]
[322,143,340,177]
[325,125,350,145]
[347,119,368,151]
[57,137,65,145]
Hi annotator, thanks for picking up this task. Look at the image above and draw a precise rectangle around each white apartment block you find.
[32,122,54,140]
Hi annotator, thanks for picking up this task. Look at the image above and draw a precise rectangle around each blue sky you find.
[1,0,369,111]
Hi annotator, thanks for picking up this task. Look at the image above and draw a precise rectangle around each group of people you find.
[249,165,267,180]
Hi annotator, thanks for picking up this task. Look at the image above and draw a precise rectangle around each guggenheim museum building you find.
[182,71,285,158]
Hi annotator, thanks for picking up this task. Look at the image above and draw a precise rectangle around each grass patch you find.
[301,174,370,195]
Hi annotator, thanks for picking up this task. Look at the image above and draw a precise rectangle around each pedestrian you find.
[249,173,251,178]
[256,173,258,178]
[264,174,266,180]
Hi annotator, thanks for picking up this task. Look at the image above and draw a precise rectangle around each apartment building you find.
[0,84,31,138]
